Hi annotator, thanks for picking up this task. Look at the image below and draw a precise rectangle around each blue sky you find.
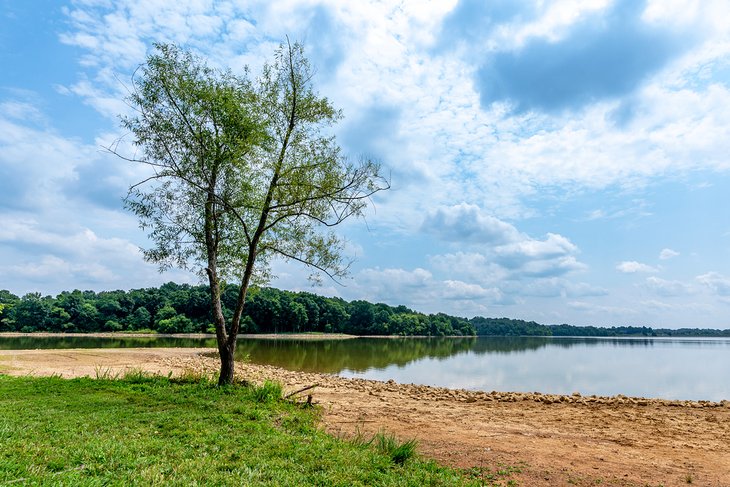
[2,0,730,328]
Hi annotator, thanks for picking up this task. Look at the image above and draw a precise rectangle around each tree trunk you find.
[218,340,236,386]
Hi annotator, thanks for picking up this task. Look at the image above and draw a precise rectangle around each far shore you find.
[0,347,728,486]
[0,332,485,340]
[0,331,359,340]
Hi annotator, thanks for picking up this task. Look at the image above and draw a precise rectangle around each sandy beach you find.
[1,347,728,486]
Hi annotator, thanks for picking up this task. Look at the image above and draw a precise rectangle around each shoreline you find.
[0,331,358,340]
[5,331,730,338]
[0,332,727,404]
[0,345,726,407]
[1,347,729,486]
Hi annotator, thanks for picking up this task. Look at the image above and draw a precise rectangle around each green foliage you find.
[125,306,152,331]
[10,293,55,332]
[0,375,476,486]
[6,281,729,337]
[117,41,388,383]
[157,314,195,334]
[371,432,419,465]
[121,43,265,276]
[236,336,479,374]
[471,317,552,336]
[250,380,283,403]
[247,288,282,331]
[550,324,656,337]
[0,282,472,337]
[0,289,19,304]
[104,320,124,332]
[0,290,19,330]
[155,304,177,321]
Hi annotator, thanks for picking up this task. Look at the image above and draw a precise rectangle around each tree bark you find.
[218,339,236,386]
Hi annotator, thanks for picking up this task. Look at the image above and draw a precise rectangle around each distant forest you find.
[0,283,727,337]
[0,283,474,336]
[470,317,730,337]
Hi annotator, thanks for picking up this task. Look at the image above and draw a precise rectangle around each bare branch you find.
[266,245,347,285]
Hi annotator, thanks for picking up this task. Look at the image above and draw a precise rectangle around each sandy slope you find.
[1,348,728,487]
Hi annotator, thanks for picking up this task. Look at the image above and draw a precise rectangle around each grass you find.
[0,373,486,486]
[460,463,525,487]
[349,430,418,466]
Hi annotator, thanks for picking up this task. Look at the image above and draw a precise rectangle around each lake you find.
[2,335,728,401]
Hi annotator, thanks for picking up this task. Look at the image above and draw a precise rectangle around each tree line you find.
[1,284,727,337]
[471,317,730,337]
[0,283,475,337]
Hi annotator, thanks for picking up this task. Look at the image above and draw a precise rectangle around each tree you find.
[319,298,349,333]
[347,300,375,334]
[0,290,19,331]
[56,291,100,332]
[118,42,388,385]
[246,288,282,333]
[125,306,152,330]
[11,293,54,332]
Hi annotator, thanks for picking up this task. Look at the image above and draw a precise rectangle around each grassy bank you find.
[0,373,489,486]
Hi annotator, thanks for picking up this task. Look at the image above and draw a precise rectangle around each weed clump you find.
[250,380,283,403]
[350,430,418,465]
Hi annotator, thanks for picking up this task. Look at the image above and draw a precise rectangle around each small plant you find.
[251,380,283,403]
[94,366,121,380]
[372,431,418,465]
[122,368,155,383]
[347,428,371,448]
[174,368,216,385]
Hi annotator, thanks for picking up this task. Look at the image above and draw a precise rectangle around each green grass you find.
[0,373,485,486]
[349,431,419,466]
[460,464,524,487]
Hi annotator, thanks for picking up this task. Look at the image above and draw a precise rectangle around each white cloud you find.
[351,266,504,310]
[1,0,728,328]
[567,301,639,317]
[429,233,585,283]
[421,202,586,280]
[55,0,730,229]
[441,280,497,300]
[0,100,46,124]
[616,261,658,273]
[644,276,692,296]
[6,255,116,283]
[359,267,432,290]
[429,252,508,283]
[0,224,192,295]
[0,111,97,210]
[659,248,680,260]
[494,233,579,266]
[501,278,607,298]
[421,203,520,244]
[696,272,730,296]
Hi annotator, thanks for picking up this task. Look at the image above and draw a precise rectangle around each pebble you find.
[169,353,730,410]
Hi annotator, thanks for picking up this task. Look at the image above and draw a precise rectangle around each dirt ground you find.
[1,348,728,487]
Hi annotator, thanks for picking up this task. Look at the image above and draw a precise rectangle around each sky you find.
[1,0,730,328]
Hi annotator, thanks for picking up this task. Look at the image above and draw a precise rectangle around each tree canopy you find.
[117,41,388,384]
[2,284,727,337]
[0,283,476,337]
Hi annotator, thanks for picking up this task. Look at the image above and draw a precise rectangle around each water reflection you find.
[1,335,728,400]
[0,336,218,350]
[235,337,478,373]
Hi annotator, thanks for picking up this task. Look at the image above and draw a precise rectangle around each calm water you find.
[2,335,728,401]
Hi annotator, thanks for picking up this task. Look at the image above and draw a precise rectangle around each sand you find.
[1,347,728,487]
